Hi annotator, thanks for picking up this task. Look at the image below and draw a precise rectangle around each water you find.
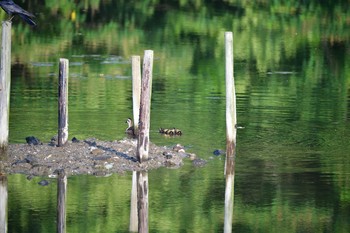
[2,1,350,232]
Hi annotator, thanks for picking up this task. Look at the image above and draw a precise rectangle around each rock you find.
[90,149,104,156]
[163,152,173,159]
[213,149,225,156]
[188,153,196,160]
[178,152,188,158]
[38,180,49,186]
[173,144,185,153]
[93,171,110,177]
[104,162,114,170]
[26,136,41,145]
[25,154,38,164]
[192,158,207,167]
[93,155,112,161]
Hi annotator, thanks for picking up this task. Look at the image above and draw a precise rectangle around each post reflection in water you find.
[137,171,149,233]
[57,170,67,233]
[129,171,138,232]
[0,174,7,233]
[224,155,236,233]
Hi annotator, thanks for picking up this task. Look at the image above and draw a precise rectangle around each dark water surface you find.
[2,0,350,232]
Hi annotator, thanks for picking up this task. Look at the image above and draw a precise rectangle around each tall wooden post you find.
[132,55,141,134]
[136,50,153,233]
[224,32,237,233]
[137,50,153,163]
[0,21,11,156]
[0,22,11,231]
[0,174,7,233]
[57,170,67,233]
[58,59,69,147]
[129,55,141,232]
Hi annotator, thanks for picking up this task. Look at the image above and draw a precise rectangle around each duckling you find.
[167,128,175,135]
[125,118,135,137]
[174,128,182,135]
[159,128,174,135]
[159,127,182,136]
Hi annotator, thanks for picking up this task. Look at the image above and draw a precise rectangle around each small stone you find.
[213,149,225,156]
[173,144,185,152]
[38,180,49,186]
[26,136,41,145]
[163,151,173,159]
[48,174,57,178]
[104,162,114,170]
[192,158,207,167]
[188,153,196,160]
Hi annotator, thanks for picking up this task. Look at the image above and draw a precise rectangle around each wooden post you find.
[136,50,153,163]
[130,55,141,232]
[0,21,11,156]
[0,174,7,233]
[57,170,67,233]
[58,59,69,147]
[136,50,153,233]
[224,32,237,233]
[132,55,141,134]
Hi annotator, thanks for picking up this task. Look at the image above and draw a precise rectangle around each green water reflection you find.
[4,0,350,232]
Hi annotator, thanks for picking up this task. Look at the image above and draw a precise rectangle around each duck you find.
[159,128,182,136]
[125,118,136,137]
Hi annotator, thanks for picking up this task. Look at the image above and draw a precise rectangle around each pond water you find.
[2,1,350,232]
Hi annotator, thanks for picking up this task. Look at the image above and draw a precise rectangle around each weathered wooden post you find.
[57,170,67,233]
[0,21,11,156]
[0,23,11,231]
[0,174,7,233]
[136,50,153,233]
[58,59,69,147]
[129,55,141,232]
[224,32,237,233]
[136,50,153,162]
[132,55,141,135]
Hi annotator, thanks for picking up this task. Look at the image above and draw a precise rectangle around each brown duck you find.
[125,118,136,137]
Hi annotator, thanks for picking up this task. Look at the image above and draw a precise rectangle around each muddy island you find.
[1,138,204,177]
